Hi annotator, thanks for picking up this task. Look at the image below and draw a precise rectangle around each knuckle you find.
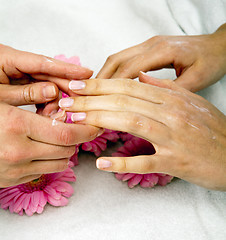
[116,62,130,75]
[80,96,89,109]
[92,79,101,92]
[64,146,76,158]
[126,113,144,133]
[22,85,35,103]
[114,94,128,108]
[106,54,117,63]
[139,159,153,174]
[3,147,24,165]
[56,160,68,172]
[59,127,74,145]
[92,111,102,126]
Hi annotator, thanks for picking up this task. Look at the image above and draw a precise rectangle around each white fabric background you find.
[0,0,225,240]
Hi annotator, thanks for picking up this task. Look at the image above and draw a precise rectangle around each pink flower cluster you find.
[0,55,173,216]
[113,135,173,188]
[0,162,75,216]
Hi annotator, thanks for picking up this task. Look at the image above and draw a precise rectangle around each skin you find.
[60,74,226,191]
[97,23,226,92]
[0,44,102,187]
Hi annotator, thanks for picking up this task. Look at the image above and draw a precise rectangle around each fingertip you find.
[77,68,93,80]
[96,158,112,171]
[42,83,59,100]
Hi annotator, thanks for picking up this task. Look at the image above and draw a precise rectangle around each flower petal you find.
[128,175,143,188]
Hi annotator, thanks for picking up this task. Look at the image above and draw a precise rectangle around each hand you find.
[97,23,226,92]
[0,102,102,188]
[59,73,226,191]
[0,44,93,115]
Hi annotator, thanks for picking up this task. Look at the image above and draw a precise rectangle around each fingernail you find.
[43,86,57,99]
[49,110,58,116]
[96,159,112,169]
[59,98,74,108]
[140,71,147,76]
[69,80,86,90]
[71,112,86,121]
[97,128,105,137]
[51,110,66,122]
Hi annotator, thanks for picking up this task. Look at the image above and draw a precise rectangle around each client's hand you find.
[59,73,226,191]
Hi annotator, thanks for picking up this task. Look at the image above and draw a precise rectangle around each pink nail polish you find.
[71,112,86,121]
[59,98,74,108]
[96,159,112,169]
[69,80,86,90]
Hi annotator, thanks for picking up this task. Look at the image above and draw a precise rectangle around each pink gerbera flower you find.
[0,163,76,216]
[113,137,174,188]
[81,129,119,156]
[54,54,81,65]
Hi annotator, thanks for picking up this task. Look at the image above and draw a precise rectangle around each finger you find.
[97,44,146,78]
[59,94,165,124]
[96,37,163,79]
[31,74,79,96]
[0,82,59,106]
[27,158,69,175]
[15,174,42,186]
[174,65,214,92]
[11,47,93,80]
[26,109,102,146]
[67,78,166,104]
[70,111,169,145]
[41,95,62,117]
[96,155,170,174]
[29,140,76,160]
[111,49,174,79]
[0,69,10,84]
[139,72,191,95]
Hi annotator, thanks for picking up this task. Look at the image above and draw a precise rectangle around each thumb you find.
[0,82,59,106]
[96,155,167,174]
[139,71,178,90]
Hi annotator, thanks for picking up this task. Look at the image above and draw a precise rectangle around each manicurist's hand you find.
[59,73,226,191]
[97,23,226,92]
[0,102,102,188]
[0,44,93,115]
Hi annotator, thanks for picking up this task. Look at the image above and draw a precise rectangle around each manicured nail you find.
[59,98,74,108]
[43,86,57,99]
[69,80,86,90]
[96,159,112,169]
[71,112,86,121]
[51,110,66,122]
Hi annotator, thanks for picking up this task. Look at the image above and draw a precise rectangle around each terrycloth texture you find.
[0,0,225,240]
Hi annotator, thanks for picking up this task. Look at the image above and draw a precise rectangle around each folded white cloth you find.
[0,1,225,240]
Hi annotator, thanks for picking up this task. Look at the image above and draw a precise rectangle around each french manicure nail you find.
[51,110,66,122]
[69,80,86,90]
[43,86,57,99]
[96,159,112,169]
[59,98,74,108]
[71,112,86,121]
